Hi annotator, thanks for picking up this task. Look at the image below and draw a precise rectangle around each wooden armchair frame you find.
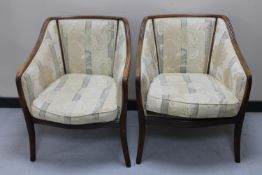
[16,16,131,167]
[136,14,252,164]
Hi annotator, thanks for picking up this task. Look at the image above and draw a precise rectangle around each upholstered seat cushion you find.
[31,73,118,125]
[146,73,240,118]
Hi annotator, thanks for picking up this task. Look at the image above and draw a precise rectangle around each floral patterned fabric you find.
[21,20,64,111]
[31,74,118,125]
[146,73,240,118]
[209,18,247,102]
[58,19,118,76]
[140,19,159,114]
[154,17,215,73]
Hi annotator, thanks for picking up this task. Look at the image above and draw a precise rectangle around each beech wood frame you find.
[16,16,131,167]
[135,14,252,164]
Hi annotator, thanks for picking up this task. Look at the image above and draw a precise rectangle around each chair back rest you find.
[153,17,216,73]
[58,18,118,76]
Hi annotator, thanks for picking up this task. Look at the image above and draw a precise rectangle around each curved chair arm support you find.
[136,17,159,117]
[16,17,62,114]
[209,16,252,119]
[113,18,131,119]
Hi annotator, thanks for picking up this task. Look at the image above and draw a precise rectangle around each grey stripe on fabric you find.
[211,79,227,117]
[159,74,169,113]
[49,44,58,59]
[161,95,169,114]
[48,43,61,77]
[81,76,91,88]
[228,56,237,69]
[180,48,187,73]
[236,76,245,100]
[85,21,92,74]
[181,18,187,29]
[64,116,71,124]
[107,21,116,60]
[39,101,51,118]
[221,31,228,41]
[24,73,34,106]
[72,76,91,102]
[93,113,99,121]
[36,60,43,71]
[182,74,198,116]
[204,19,214,72]
[212,31,228,77]
[54,76,68,91]
[143,58,156,83]
[62,33,70,72]
[182,74,196,93]
[92,80,113,118]
[191,104,199,117]
[45,31,52,40]
[157,32,164,73]
[218,104,227,117]
[180,19,188,73]
[116,106,121,119]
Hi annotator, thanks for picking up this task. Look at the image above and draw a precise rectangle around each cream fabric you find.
[140,19,159,113]
[31,74,118,125]
[113,21,127,113]
[210,18,247,101]
[154,17,215,73]
[146,73,240,118]
[59,19,118,75]
[21,20,64,111]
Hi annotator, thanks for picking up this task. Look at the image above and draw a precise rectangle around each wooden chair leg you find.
[25,120,36,161]
[136,111,145,164]
[120,108,131,167]
[234,120,243,163]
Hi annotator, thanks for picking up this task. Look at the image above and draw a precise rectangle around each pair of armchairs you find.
[16,15,252,167]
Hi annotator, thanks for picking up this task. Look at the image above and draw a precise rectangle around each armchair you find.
[16,16,131,167]
[136,14,252,164]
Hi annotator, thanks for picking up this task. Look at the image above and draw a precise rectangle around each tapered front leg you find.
[23,114,36,161]
[234,120,244,163]
[120,105,131,167]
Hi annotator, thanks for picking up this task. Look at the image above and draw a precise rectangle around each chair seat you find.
[31,73,118,125]
[146,73,240,118]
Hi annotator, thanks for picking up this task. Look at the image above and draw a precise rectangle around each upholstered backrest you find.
[154,17,216,73]
[58,19,118,75]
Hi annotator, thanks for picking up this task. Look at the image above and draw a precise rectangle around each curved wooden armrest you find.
[220,16,252,115]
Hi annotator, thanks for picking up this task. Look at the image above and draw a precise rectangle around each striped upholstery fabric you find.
[140,19,159,114]
[21,20,64,111]
[113,21,127,112]
[59,19,118,75]
[31,74,118,125]
[146,73,240,118]
[209,19,247,102]
[154,18,215,73]
[20,18,129,124]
